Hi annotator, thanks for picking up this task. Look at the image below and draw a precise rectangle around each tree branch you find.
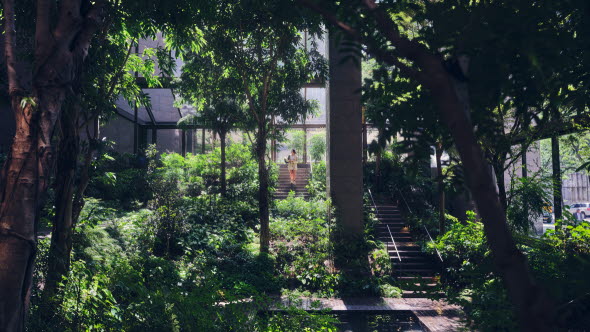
[297,0,423,81]
[360,0,427,61]
[72,0,105,58]
[261,38,282,119]
[35,0,54,63]
[104,39,135,99]
[297,0,361,40]
[2,0,22,96]
[230,43,260,123]
[54,0,83,47]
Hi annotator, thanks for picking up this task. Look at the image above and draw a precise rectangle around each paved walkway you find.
[274,297,468,331]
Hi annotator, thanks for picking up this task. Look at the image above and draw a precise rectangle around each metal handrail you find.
[392,185,443,263]
[394,185,412,214]
[368,189,401,262]
[423,225,443,262]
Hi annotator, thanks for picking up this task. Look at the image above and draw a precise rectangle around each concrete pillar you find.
[327,35,363,236]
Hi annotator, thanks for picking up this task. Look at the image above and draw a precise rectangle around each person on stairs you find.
[287,149,298,187]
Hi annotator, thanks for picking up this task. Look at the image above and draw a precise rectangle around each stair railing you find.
[368,189,401,263]
[392,185,443,263]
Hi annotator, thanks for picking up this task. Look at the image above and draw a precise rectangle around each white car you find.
[567,202,590,219]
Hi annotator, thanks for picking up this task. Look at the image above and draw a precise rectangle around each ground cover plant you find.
[27,144,403,330]
[28,146,344,331]
[428,212,590,331]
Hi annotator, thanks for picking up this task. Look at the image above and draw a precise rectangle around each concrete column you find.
[327,35,363,236]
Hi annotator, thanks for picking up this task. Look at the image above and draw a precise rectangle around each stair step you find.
[393,261,433,267]
[397,276,437,281]
[387,250,424,255]
[396,270,436,275]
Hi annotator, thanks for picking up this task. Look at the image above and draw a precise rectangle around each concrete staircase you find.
[373,203,440,298]
[275,164,310,199]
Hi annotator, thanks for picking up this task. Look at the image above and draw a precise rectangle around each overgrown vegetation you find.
[28,145,401,330]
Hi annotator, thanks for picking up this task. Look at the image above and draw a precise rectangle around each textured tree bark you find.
[358,3,554,329]
[0,0,103,329]
[551,136,563,221]
[303,1,557,329]
[0,91,64,332]
[220,131,227,197]
[256,127,270,253]
[43,104,80,302]
[494,160,508,212]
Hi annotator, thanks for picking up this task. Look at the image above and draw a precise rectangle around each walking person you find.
[287,149,298,187]
[574,209,584,222]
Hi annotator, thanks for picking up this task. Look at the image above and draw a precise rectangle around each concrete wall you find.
[504,142,542,188]
[563,172,590,204]
[503,141,543,234]
[155,129,182,154]
[100,116,135,154]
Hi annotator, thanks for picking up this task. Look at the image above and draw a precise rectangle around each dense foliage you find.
[429,213,590,331]
[28,145,348,331]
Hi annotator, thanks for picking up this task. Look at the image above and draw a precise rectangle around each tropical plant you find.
[309,132,326,162]
[190,0,328,253]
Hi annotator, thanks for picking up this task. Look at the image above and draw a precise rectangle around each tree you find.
[199,0,327,253]
[180,98,246,196]
[309,132,326,162]
[286,130,306,156]
[42,34,165,305]
[297,0,589,329]
[0,1,105,329]
[0,0,207,328]
[179,51,248,197]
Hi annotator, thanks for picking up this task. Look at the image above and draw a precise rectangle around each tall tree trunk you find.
[522,146,528,178]
[431,68,553,331]
[256,128,270,253]
[494,162,508,212]
[435,143,445,234]
[43,103,80,302]
[220,131,227,197]
[0,91,64,331]
[551,136,563,221]
[522,145,529,224]
[308,3,555,327]
[0,1,102,329]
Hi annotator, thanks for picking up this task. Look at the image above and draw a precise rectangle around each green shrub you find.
[270,197,338,296]
[380,283,403,298]
[507,174,551,234]
[429,211,517,331]
[307,161,326,200]
[309,132,326,162]
[431,211,590,330]
[273,193,328,220]
[87,152,151,207]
